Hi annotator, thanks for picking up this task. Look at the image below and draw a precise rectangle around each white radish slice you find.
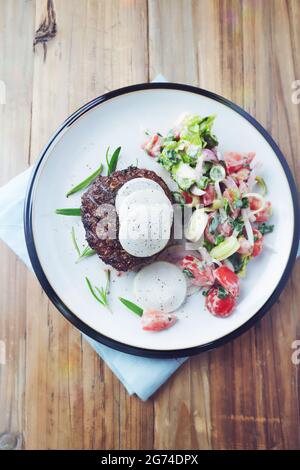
[118,188,172,222]
[133,261,187,312]
[115,178,165,214]
[119,202,172,257]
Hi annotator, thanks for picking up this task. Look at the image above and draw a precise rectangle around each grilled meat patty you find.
[81,167,172,271]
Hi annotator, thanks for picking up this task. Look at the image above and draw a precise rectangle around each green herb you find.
[228,253,243,273]
[223,198,230,215]
[255,176,267,196]
[234,199,243,209]
[217,286,228,299]
[209,214,219,234]
[230,216,244,235]
[258,223,274,235]
[198,176,209,190]
[86,270,111,311]
[66,164,103,197]
[233,198,249,209]
[183,268,195,279]
[106,146,121,176]
[119,297,143,317]
[254,235,259,242]
[55,208,81,216]
[203,239,214,251]
[202,162,213,174]
[71,227,96,262]
[172,191,185,205]
[215,235,225,246]
[202,289,209,296]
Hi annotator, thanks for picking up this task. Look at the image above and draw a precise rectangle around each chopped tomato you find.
[141,309,177,331]
[223,188,240,218]
[252,228,263,257]
[141,134,163,157]
[231,168,250,183]
[205,288,236,317]
[179,255,214,288]
[213,266,240,297]
[224,152,255,174]
[238,228,263,257]
[249,199,272,223]
[182,191,193,204]
[217,219,233,237]
[201,184,216,206]
[237,236,253,256]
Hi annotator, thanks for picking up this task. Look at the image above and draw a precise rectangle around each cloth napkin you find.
[0,75,187,401]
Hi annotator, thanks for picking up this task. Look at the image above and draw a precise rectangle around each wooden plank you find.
[0,0,35,450]
[24,0,151,450]
[149,0,300,450]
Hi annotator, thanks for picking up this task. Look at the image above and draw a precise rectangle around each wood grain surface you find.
[0,0,300,450]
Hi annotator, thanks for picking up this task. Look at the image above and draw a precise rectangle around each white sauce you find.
[133,261,187,312]
[115,178,165,214]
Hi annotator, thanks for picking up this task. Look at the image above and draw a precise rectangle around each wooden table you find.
[0,0,300,450]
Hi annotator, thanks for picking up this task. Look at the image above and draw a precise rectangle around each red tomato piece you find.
[182,191,193,204]
[213,266,240,297]
[141,310,178,332]
[141,134,163,157]
[237,236,253,256]
[179,255,215,288]
[224,152,255,174]
[252,228,263,257]
[252,201,272,223]
[201,184,216,206]
[205,288,236,317]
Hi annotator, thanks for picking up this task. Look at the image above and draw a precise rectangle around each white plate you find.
[24,84,299,357]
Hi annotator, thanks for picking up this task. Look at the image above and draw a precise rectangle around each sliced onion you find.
[202,149,218,162]
[224,176,239,191]
[242,208,254,246]
[247,162,263,191]
[190,184,206,196]
[244,192,266,215]
[198,246,214,264]
[194,159,203,180]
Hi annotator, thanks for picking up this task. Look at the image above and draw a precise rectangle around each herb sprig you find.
[55,208,81,216]
[119,297,143,317]
[66,164,103,197]
[106,146,121,176]
[86,270,111,311]
[71,227,95,262]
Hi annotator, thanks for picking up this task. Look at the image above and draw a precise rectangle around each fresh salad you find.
[142,113,274,318]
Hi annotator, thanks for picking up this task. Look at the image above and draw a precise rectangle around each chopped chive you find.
[55,208,81,216]
[106,146,121,176]
[119,297,143,317]
[85,270,111,311]
[71,227,96,262]
[66,164,103,197]
[71,227,81,257]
